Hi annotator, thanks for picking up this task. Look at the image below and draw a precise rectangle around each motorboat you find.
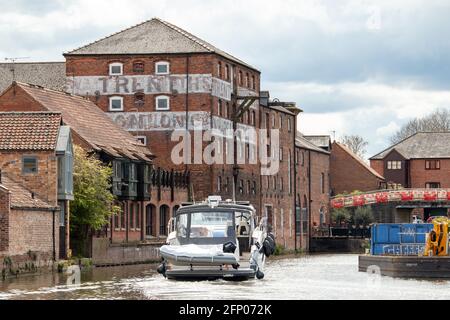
[157,196,275,280]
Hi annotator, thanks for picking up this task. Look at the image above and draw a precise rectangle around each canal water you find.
[1,254,450,300]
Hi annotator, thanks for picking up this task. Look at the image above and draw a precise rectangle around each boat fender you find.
[256,269,265,280]
[262,235,276,257]
[157,263,167,278]
[223,241,237,254]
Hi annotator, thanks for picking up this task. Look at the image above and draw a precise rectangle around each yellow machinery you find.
[424,217,449,256]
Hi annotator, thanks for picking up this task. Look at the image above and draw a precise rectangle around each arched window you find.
[159,205,170,236]
[135,92,145,107]
[218,100,222,117]
[146,204,157,237]
[133,61,145,73]
[129,203,135,229]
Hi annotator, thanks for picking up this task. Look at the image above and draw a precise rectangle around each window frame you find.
[109,62,123,76]
[425,160,440,170]
[155,61,170,75]
[22,156,38,174]
[136,136,147,145]
[155,95,170,111]
[109,96,124,111]
[133,61,145,73]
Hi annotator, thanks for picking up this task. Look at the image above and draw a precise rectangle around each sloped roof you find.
[303,135,331,149]
[10,82,153,162]
[334,142,384,180]
[0,62,66,95]
[0,112,62,151]
[65,18,258,71]
[0,176,56,210]
[370,132,450,160]
[296,133,330,155]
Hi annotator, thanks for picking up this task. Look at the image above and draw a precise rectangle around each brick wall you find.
[330,142,383,194]
[8,208,59,258]
[0,151,58,206]
[370,159,384,178]
[260,108,296,250]
[0,186,10,253]
[410,159,450,188]
[65,53,262,205]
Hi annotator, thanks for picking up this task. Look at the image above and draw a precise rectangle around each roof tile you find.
[0,112,61,151]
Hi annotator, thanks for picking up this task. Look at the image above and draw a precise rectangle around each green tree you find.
[331,208,351,225]
[352,207,374,227]
[71,146,120,255]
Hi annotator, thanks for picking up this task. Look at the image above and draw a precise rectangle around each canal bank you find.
[1,254,450,300]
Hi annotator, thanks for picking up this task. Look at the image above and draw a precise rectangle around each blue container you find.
[370,223,433,256]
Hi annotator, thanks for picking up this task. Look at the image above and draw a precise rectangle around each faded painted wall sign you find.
[66,74,231,101]
[212,116,257,144]
[109,111,211,131]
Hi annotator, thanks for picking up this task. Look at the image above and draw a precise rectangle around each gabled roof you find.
[370,132,450,160]
[0,176,56,210]
[296,133,330,155]
[7,82,153,162]
[65,18,258,72]
[0,112,62,151]
[334,142,384,180]
[0,62,66,95]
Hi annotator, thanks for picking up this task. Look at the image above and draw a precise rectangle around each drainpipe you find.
[52,209,56,261]
[308,150,312,250]
[293,121,297,251]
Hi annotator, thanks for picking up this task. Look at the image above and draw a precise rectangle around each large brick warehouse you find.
[0,18,332,253]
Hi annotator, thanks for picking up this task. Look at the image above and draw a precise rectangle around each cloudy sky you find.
[1,0,450,157]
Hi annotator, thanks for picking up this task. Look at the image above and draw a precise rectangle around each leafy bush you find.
[331,208,351,225]
[352,207,374,227]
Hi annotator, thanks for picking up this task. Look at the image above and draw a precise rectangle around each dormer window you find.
[109,62,123,76]
[109,96,124,111]
[156,95,170,110]
[133,61,145,73]
[155,61,170,75]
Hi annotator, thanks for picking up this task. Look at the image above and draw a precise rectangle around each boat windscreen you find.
[177,211,236,245]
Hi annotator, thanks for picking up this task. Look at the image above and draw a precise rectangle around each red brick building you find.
[0,112,72,265]
[331,142,385,195]
[63,18,262,215]
[370,132,450,189]
[296,134,331,249]
[0,83,189,250]
[0,18,332,252]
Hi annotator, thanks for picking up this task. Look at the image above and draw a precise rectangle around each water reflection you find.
[1,255,450,300]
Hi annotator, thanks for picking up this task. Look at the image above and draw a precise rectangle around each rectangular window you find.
[155,62,170,75]
[136,136,147,145]
[426,182,441,188]
[288,118,292,132]
[239,180,244,194]
[109,63,123,76]
[225,65,230,81]
[252,181,257,195]
[23,156,38,174]
[321,173,325,194]
[156,96,170,110]
[387,161,402,170]
[109,96,123,111]
[217,62,222,78]
[425,160,440,170]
